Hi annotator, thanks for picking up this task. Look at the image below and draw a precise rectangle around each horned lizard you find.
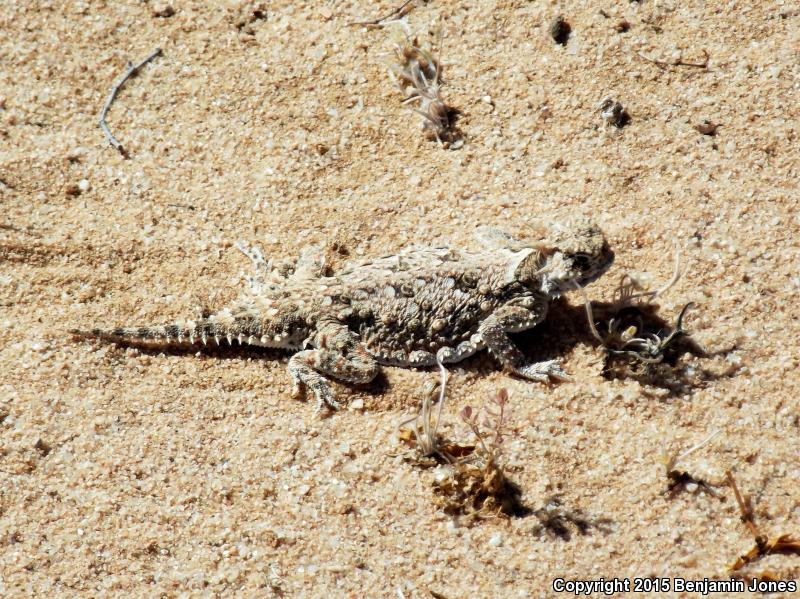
[71,220,614,413]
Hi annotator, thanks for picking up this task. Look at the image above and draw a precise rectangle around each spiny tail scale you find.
[69,316,273,348]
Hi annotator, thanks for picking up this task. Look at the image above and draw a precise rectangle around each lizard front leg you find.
[287,321,379,413]
[478,304,570,382]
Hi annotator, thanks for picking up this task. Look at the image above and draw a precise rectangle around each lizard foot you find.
[512,359,571,382]
[288,358,340,414]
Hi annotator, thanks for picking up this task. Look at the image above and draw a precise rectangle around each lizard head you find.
[514,219,614,296]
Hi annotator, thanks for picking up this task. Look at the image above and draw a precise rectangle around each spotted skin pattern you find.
[71,220,614,413]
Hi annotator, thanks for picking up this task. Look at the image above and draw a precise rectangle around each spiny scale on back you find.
[71,219,614,414]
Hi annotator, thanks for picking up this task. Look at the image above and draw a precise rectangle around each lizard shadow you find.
[109,342,393,397]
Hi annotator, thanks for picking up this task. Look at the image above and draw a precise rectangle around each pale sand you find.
[1,1,799,596]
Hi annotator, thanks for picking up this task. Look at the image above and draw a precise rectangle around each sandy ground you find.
[2,1,799,597]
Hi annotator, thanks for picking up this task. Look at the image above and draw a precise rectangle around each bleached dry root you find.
[397,350,451,461]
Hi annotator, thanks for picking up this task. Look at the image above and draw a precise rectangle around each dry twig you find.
[636,49,709,70]
[348,0,416,28]
[99,48,162,157]
[726,470,800,572]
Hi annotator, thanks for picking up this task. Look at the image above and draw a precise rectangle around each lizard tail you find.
[69,319,247,347]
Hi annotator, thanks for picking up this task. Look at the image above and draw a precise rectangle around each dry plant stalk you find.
[99,48,162,157]
[726,471,800,572]
[389,26,458,145]
[635,48,710,70]
[397,352,458,463]
[397,351,474,465]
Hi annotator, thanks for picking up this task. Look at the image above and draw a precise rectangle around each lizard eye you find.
[573,254,592,272]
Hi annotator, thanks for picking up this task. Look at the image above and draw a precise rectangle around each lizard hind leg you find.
[287,322,379,414]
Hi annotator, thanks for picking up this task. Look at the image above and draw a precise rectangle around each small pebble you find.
[152,4,175,18]
[694,120,718,136]
[549,16,571,45]
[599,97,629,128]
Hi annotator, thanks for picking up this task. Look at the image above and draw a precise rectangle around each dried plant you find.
[397,353,453,464]
[726,471,800,573]
[397,360,523,522]
[432,388,525,523]
[576,247,695,371]
[612,248,683,306]
[663,430,722,498]
[389,24,460,146]
[603,301,694,364]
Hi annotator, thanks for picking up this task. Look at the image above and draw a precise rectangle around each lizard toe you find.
[515,359,571,382]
